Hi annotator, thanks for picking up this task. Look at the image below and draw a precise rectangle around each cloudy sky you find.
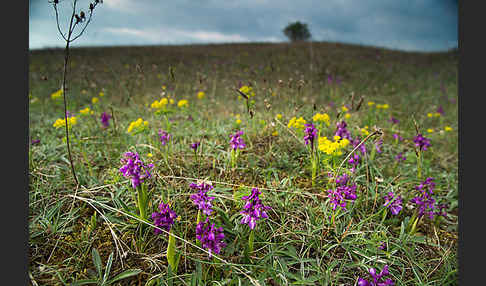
[29,0,458,52]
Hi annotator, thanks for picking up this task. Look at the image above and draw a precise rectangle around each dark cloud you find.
[29,0,457,51]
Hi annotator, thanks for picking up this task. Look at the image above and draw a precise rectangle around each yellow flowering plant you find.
[236,85,256,119]
[177,99,189,108]
[127,118,149,135]
[376,103,389,110]
[150,98,169,115]
[312,113,330,126]
[427,112,441,118]
[51,89,63,100]
[79,107,94,116]
[288,116,307,130]
[312,112,331,137]
[234,114,242,126]
[317,135,350,170]
[53,116,78,130]
[360,126,370,136]
[239,85,255,98]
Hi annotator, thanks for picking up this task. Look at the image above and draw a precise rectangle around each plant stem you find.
[61,17,79,186]
[196,210,202,247]
[417,150,422,179]
[248,229,255,254]
[137,184,148,221]
[311,152,317,187]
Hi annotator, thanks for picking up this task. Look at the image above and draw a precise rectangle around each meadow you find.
[28,41,458,285]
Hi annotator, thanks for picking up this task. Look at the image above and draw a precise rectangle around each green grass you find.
[29,41,458,285]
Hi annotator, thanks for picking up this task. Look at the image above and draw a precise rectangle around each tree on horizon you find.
[283,21,312,42]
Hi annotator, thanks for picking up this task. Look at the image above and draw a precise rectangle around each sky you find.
[29,0,458,52]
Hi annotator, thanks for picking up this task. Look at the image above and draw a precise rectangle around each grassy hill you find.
[28,42,458,285]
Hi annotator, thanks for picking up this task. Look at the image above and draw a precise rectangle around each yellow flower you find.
[361,126,370,136]
[427,113,433,118]
[272,130,279,136]
[99,91,104,97]
[339,138,350,148]
[53,116,77,129]
[312,113,330,126]
[239,85,255,97]
[368,101,375,107]
[344,113,351,119]
[127,118,149,134]
[236,119,242,125]
[444,126,453,132]
[51,89,63,100]
[151,98,169,110]
[434,112,441,117]
[317,135,348,156]
[150,99,160,109]
[276,113,282,120]
[79,107,92,115]
[341,106,349,112]
[177,99,188,108]
[147,153,153,158]
[382,104,389,109]
[169,98,174,104]
[162,85,167,91]
[197,91,205,99]
[427,128,434,133]
[288,116,307,130]
[288,117,295,128]
[92,97,99,104]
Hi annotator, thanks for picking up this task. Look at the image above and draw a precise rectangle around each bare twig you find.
[52,0,102,185]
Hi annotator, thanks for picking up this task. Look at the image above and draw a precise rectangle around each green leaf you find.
[70,279,98,286]
[102,252,114,284]
[108,269,142,284]
[196,262,202,285]
[174,252,182,274]
[213,206,233,231]
[167,264,174,286]
[115,197,132,214]
[167,232,177,273]
[233,187,251,203]
[190,272,197,286]
[91,248,102,279]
